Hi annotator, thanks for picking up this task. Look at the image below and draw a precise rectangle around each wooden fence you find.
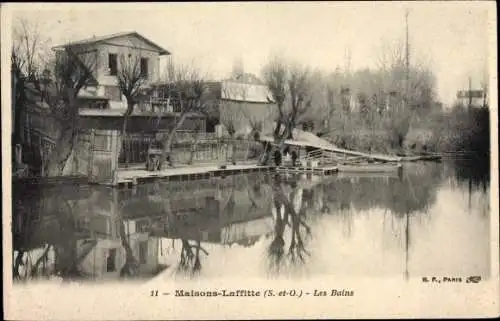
[88,130,116,184]
[25,128,116,182]
[119,132,263,167]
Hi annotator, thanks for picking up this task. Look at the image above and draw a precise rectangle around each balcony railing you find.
[143,97,184,113]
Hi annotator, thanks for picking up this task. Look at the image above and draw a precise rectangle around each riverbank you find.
[324,107,490,158]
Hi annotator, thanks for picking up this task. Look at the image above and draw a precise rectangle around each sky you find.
[5,1,495,105]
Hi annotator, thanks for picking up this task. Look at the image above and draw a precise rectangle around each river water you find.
[12,159,491,283]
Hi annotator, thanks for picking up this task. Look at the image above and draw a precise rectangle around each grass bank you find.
[324,107,490,158]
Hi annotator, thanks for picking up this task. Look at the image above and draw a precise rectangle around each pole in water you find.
[468,76,473,110]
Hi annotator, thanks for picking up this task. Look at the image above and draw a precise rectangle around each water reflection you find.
[12,160,490,283]
[268,174,313,275]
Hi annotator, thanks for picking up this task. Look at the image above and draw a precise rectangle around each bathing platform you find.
[112,162,402,188]
[114,164,276,188]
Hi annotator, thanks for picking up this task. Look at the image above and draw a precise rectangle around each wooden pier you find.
[113,164,276,188]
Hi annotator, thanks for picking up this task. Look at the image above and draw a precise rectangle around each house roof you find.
[221,80,274,103]
[203,80,274,104]
[52,31,171,56]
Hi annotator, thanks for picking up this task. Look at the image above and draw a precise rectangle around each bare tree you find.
[42,48,97,176]
[116,50,150,166]
[260,56,312,165]
[11,18,97,177]
[11,18,48,172]
[157,63,213,169]
[359,39,438,150]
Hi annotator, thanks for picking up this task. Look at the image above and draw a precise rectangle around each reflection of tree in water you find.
[12,189,41,281]
[244,175,263,214]
[387,164,440,217]
[118,217,139,278]
[268,174,312,275]
[52,198,92,280]
[12,186,93,282]
[177,239,208,275]
[448,157,489,193]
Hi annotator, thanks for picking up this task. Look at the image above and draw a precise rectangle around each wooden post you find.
[111,188,119,237]
[468,76,472,111]
[110,130,118,186]
[88,129,95,181]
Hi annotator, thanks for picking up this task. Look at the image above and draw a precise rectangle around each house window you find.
[108,53,118,76]
[139,241,148,264]
[106,248,117,272]
[140,58,149,78]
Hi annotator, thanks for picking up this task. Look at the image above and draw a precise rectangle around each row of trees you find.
[249,38,445,163]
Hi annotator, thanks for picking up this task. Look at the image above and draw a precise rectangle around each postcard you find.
[2,2,498,319]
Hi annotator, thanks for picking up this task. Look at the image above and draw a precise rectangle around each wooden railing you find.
[119,133,262,167]
[119,134,155,165]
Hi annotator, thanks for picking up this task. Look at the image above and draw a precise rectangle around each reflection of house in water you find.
[122,220,163,276]
[12,183,166,281]
[12,175,275,281]
[220,216,274,247]
[120,177,274,247]
[73,188,167,279]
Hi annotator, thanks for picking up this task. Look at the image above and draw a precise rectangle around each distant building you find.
[205,74,277,136]
[456,89,486,107]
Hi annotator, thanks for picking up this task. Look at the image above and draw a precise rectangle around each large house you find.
[51,31,205,130]
[21,32,206,182]
[52,31,168,110]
